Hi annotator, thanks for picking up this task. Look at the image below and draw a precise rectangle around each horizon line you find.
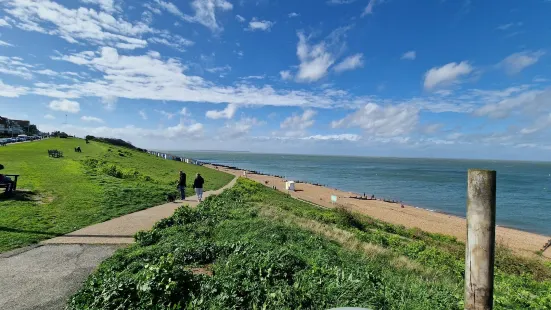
[153,149,551,164]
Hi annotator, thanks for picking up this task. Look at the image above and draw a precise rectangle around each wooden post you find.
[465,169,496,310]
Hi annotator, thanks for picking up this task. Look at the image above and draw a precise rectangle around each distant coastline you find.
[175,150,551,164]
[160,150,251,154]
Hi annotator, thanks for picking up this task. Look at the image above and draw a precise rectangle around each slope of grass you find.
[68,179,551,310]
[0,138,233,252]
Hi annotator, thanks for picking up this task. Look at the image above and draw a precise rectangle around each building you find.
[0,116,30,135]
[0,117,8,134]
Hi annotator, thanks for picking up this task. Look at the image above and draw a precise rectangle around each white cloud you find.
[179,107,191,116]
[0,40,13,47]
[295,32,336,82]
[139,110,147,120]
[247,18,275,31]
[206,103,238,119]
[0,80,27,97]
[0,17,12,27]
[241,75,266,80]
[500,50,545,75]
[332,103,419,137]
[474,88,548,119]
[280,109,317,137]
[39,120,204,144]
[401,50,416,60]
[222,117,264,139]
[156,110,175,119]
[35,69,57,76]
[148,32,194,52]
[101,96,117,111]
[280,70,293,81]
[44,114,55,120]
[0,56,33,79]
[235,14,246,22]
[45,47,367,109]
[288,12,300,17]
[81,0,118,13]
[48,99,80,113]
[301,134,360,142]
[333,53,364,73]
[327,0,356,4]
[423,61,474,90]
[3,0,152,49]
[161,0,233,32]
[361,0,382,17]
[520,113,551,135]
[154,0,185,18]
[81,115,105,123]
[206,65,232,75]
[497,22,522,31]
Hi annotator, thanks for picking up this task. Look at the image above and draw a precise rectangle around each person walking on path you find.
[193,173,205,202]
[177,170,186,200]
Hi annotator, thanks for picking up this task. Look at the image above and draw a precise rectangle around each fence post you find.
[465,169,496,310]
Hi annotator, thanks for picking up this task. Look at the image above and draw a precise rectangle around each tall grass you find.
[68,178,551,309]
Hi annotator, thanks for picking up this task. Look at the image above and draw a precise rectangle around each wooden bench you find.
[0,174,19,192]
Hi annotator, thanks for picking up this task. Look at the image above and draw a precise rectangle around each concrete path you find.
[0,244,122,310]
[0,177,237,310]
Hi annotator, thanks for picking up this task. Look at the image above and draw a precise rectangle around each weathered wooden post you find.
[465,169,496,310]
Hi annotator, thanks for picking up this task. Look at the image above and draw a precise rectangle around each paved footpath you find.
[0,178,236,310]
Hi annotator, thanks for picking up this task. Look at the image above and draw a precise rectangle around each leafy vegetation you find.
[85,135,146,151]
[69,178,551,309]
[0,138,233,252]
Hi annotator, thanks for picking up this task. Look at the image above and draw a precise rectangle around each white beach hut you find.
[285,181,295,191]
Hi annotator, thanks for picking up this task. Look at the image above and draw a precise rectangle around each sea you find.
[171,151,551,237]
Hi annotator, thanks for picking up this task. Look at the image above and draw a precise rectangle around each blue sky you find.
[1,0,551,160]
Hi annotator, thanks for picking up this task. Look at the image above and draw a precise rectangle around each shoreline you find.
[207,163,537,235]
[206,163,551,259]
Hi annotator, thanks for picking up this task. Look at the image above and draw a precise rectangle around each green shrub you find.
[68,178,551,310]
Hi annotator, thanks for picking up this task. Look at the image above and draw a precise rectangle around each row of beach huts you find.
[147,151,204,166]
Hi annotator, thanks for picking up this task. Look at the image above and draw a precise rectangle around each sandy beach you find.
[207,164,551,259]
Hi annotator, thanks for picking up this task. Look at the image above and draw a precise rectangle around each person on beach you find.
[177,170,186,200]
[0,164,14,193]
[193,173,205,202]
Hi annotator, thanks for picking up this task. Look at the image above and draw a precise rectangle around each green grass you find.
[0,138,233,253]
[68,179,551,310]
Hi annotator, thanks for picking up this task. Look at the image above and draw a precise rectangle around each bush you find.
[83,159,154,182]
[68,179,551,310]
[88,136,138,149]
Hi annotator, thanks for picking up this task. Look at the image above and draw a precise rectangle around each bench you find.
[48,150,63,158]
[0,174,19,192]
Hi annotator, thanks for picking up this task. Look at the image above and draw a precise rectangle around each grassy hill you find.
[69,179,551,310]
[0,138,233,252]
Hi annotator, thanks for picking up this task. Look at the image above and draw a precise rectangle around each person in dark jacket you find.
[0,164,14,193]
[193,173,205,202]
[177,171,186,200]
